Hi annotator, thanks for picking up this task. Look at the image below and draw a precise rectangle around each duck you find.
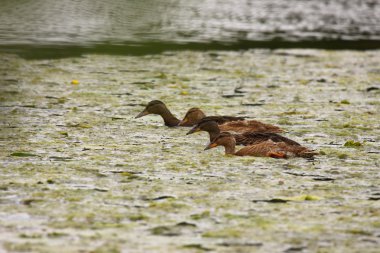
[180,108,282,133]
[179,108,283,133]
[187,120,299,146]
[204,132,317,159]
[135,100,180,127]
[135,100,282,133]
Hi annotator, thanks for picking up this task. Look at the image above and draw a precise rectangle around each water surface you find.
[1,0,380,58]
[0,49,379,252]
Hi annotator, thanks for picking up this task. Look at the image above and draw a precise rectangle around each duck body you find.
[201,115,246,125]
[234,140,316,158]
[205,132,317,159]
[187,120,294,146]
[218,119,282,133]
[180,108,282,133]
[234,132,300,146]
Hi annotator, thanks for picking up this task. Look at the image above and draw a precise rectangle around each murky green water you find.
[2,0,380,45]
[1,0,380,59]
[0,49,380,252]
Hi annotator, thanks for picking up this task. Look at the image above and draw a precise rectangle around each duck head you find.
[135,100,180,127]
[204,132,236,154]
[178,108,206,126]
[135,100,169,118]
[187,120,221,141]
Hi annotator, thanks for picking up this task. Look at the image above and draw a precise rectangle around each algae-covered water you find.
[0,49,380,252]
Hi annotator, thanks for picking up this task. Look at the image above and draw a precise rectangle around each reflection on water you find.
[0,0,379,56]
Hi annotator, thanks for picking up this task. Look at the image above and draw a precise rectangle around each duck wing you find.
[219,120,283,133]
[273,142,318,158]
[235,140,317,158]
[201,116,246,125]
[235,140,280,157]
[234,132,300,146]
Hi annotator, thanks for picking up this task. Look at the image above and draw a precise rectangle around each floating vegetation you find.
[71,79,79,85]
[344,140,363,147]
[0,49,379,252]
[253,194,323,203]
[10,152,40,157]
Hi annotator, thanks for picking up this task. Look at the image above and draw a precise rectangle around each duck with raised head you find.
[179,108,283,133]
[204,132,317,159]
[187,120,299,146]
[135,100,180,127]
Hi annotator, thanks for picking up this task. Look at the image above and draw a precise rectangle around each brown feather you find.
[234,132,300,146]
[219,120,283,133]
[235,140,316,158]
[207,133,317,159]
[201,115,246,125]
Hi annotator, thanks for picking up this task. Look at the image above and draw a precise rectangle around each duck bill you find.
[178,118,189,126]
[204,143,218,150]
[186,126,200,135]
[135,109,149,118]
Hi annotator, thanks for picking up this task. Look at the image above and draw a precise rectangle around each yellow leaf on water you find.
[280,194,323,202]
[304,195,322,201]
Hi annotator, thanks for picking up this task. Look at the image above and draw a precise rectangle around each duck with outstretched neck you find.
[180,109,283,133]
[187,120,299,146]
[135,100,180,127]
[204,132,318,159]
[135,100,255,128]
[135,101,283,133]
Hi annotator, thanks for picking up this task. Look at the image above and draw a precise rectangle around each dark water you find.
[1,0,379,58]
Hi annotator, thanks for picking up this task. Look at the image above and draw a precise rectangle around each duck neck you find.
[159,107,180,127]
[223,139,236,155]
[208,128,221,142]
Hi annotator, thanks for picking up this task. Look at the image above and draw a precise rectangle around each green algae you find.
[10,152,40,157]
[182,244,212,251]
[0,50,379,253]
[190,211,210,220]
[202,227,243,238]
[344,140,363,147]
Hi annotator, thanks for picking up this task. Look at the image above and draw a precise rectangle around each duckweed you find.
[344,140,363,147]
[0,50,379,252]
[203,228,243,238]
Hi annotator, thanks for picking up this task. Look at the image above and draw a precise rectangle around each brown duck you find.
[187,120,299,146]
[179,108,282,133]
[135,100,180,127]
[205,132,317,159]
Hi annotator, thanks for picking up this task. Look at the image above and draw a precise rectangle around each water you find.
[1,49,380,252]
[0,0,380,58]
[1,1,379,251]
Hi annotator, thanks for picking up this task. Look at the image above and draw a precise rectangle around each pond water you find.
[1,1,380,252]
[0,49,379,252]
[0,0,380,58]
